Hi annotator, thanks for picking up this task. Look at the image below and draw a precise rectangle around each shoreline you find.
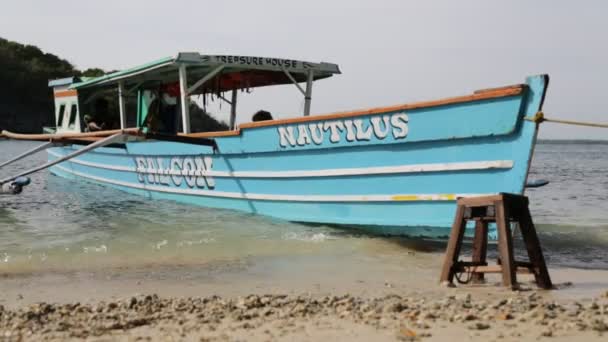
[1,254,607,340]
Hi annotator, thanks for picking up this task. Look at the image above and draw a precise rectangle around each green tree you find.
[0,37,228,133]
[0,37,76,132]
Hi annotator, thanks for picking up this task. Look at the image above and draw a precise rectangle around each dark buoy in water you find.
[526,179,550,188]
[1,176,30,195]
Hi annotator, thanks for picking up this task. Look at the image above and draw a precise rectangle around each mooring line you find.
[526,111,608,128]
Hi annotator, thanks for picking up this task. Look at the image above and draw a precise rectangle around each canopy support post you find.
[118,81,127,129]
[179,64,191,134]
[229,89,238,130]
[303,69,314,116]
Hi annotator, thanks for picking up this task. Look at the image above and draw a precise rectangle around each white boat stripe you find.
[47,149,513,178]
[53,164,492,202]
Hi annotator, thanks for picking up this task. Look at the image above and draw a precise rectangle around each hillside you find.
[0,37,78,132]
[0,37,227,133]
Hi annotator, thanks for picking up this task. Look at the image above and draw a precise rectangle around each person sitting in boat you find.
[252,110,273,122]
[83,114,105,132]
[86,98,110,130]
[145,99,166,132]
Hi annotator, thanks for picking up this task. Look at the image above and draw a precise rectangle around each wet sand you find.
[1,252,607,341]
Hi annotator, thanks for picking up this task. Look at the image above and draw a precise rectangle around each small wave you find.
[282,232,334,242]
[154,240,168,250]
[83,245,108,253]
[176,238,216,247]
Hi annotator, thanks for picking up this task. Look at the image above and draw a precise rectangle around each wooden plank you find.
[1,128,140,141]
[439,204,467,284]
[240,86,524,129]
[495,199,518,289]
[471,220,489,283]
[459,265,532,274]
[458,195,503,207]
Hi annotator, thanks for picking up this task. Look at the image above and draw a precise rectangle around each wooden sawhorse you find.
[440,193,552,290]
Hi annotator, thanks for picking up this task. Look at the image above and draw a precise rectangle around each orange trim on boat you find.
[54,90,78,98]
[181,130,241,138]
[239,85,525,129]
[0,128,140,141]
[473,83,525,94]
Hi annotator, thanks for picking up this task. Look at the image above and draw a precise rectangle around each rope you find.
[454,261,473,284]
[526,112,608,128]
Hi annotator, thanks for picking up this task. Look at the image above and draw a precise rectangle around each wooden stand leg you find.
[494,199,518,290]
[440,204,467,284]
[517,208,553,289]
[471,220,488,283]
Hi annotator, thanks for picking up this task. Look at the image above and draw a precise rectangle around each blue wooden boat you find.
[3,53,550,236]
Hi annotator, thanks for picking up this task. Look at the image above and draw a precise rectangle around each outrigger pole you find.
[0,131,132,186]
[0,141,56,169]
[0,127,218,190]
[0,128,140,141]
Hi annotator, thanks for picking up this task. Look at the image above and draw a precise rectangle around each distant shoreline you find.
[538,139,608,144]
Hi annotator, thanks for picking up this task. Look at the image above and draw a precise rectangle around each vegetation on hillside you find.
[0,37,227,133]
[0,37,77,132]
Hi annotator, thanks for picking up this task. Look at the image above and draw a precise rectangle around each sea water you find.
[0,140,607,274]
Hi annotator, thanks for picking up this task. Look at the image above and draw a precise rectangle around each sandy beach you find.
[1,252,607,341]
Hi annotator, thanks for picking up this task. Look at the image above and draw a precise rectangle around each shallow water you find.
[0,140,607,273]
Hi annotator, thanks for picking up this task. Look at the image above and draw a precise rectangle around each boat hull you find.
[47,75,548,237]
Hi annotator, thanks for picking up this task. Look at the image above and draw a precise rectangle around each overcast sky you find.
[2,0,607,139]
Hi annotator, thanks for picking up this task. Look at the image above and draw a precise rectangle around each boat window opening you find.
[228,85,304,127]
[67,103,78,129]
[177,68,315,132]
[79,91,137,131]
[136,89,156,129]
[138,89,179,134]
[56,104,66,127]
[184,93,230,134]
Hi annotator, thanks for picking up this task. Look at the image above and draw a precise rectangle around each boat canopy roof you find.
[69,52,341,94]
